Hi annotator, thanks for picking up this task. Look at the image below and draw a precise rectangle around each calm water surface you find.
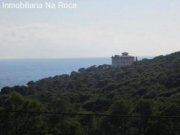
[0,58,111,89]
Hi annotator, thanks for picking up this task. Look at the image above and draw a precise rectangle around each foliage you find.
[1,51,180,134]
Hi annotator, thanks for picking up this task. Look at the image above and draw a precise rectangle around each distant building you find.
[112,52,136,67]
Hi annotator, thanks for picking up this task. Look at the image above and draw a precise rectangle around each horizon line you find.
[0,56,155,60]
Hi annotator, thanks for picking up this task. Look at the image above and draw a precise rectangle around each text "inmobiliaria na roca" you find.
[1,1,77,9]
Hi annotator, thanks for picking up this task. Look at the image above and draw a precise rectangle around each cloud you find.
[0,19,180,59]
[0,23,126,58]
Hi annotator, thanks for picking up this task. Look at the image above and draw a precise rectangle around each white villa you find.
[112,52,136,67]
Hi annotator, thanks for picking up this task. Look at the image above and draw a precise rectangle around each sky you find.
[0,0,180,59]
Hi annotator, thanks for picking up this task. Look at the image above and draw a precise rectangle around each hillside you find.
[0,51,180,135]
[2,51,180,101]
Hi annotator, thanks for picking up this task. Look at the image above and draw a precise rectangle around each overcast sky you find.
[0,0,180,59]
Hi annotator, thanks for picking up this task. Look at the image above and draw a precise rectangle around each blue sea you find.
[0,58,111,89]
[0,57,153,89]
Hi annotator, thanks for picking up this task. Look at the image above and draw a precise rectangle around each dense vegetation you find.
[0,51,180,135]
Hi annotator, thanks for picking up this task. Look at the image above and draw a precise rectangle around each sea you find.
[0,58,111,89]
[0,57,153,89]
